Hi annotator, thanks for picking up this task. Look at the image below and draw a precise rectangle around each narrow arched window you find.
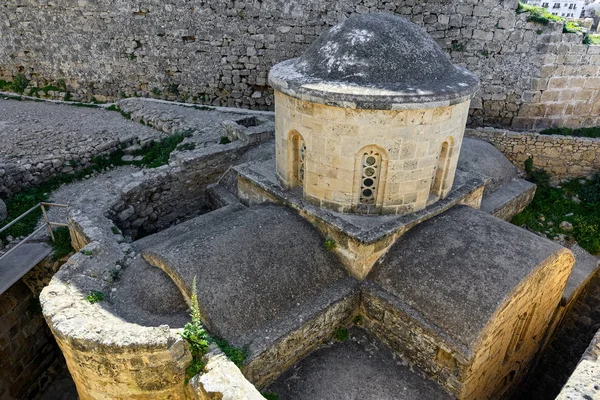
[359,149,382,205]
[431,139,453,198]
[289,132,306,188]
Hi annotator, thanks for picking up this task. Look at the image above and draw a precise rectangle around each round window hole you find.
[366,156,376,166]
[363,178,374,187]
[362,189,373,197]
[364,167,375,177]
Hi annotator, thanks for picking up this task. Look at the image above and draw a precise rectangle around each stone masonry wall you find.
[467,127,600,179]
[110,141,258,238]
[1,0,598,129]
[0,257,66,399]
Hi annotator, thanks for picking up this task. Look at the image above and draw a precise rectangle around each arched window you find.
[289,131,306,189]
[359,149,382,205]
[431,138,454,198]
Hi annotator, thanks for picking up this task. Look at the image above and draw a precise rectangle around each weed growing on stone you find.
[584,34,600,45]
[219,136,232,145]
[81,249,93,256]
[110,268,122,282]
[517,2,563,25]
[334,327,349,342]
[353,315,363,325]
[513,169,600,254]
[106,104,132,119]
[51,226,74,260]
[86,290,105,304]
[261,392,279,400]
[111,226,121,235]
[181,277,210,383]
[539,126,600,139]
[213,337,248,367]
[324,237,336,251]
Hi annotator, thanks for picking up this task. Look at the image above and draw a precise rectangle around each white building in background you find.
[527,0,586,18]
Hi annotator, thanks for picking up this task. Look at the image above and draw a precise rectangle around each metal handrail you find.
[0,202,70,262]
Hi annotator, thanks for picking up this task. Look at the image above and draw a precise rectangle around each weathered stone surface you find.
[365,205,575,398]
[458,137,519,195]
[0,0,597,129]
[269,13,479,108]
[467,127,600,180]
[267,328,452,400]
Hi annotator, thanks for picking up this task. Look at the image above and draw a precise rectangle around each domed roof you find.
[269,13,479,110]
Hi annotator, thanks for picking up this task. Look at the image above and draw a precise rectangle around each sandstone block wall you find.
[362,250,575,400]
[0,258,65,399]
[1,0,598,129]
[467,127,600,179]
[110,142,257,238]
[274,92,469,215]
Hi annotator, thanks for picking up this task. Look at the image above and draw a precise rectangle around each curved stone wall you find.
[274,91,469,214]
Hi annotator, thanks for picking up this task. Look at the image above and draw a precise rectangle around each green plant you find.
[524,157,534,174]
[334,327,349,342]
[261,392,279,400]
[51,226,74,260]
[86,290,105,304]
[512,172,600,255]
[181,277,210,383]
[540,126,600,139]
[64,92,72,101]
[111,226,121,234]
[167,83,180,95]
[151,87,161,96]
[324,237,336,251]
[219,136,232,145]
[353,315,363,325]
[110,268,122,282]
[11,73,30,93]
[81,249,93,256]
[451,41,465,52]
[480,49,489,57]
[213,337,248,367]
[517,2,563,25]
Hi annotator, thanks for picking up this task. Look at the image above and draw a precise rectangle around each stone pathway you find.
[0,99,164,165]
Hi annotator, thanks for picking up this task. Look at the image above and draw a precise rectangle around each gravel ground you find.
[0,99,165,164]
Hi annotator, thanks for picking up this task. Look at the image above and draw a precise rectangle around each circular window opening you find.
[363,178,374,187]
[362,188,373,197]
[364,167,375,177]
[366,156,377,166]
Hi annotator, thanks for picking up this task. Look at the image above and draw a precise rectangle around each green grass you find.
[324,237,336,251]
[213,337,248,367]
[512,171,600,255]
[50,226,74,260]
[85,290,105,304]
[539,126,600,139]
[0,131,187,242]
[261,392,279,400]
[219,136,232,145]
[517,2,563,25]
[585,34,600,45]
[334,327,349,342]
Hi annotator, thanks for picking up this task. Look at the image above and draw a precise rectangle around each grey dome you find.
[269,13,479,109]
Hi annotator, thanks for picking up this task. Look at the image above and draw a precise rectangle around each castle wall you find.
[467,127,600,179]
[0,0,598,129]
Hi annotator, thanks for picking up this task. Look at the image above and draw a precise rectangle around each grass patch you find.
[334,327,349,342]
[584,34,600,45]
[219,136,232,145]
[517,2,563,25]
[512,170,600,254]
[50,226,74,260]
[324,237,336,251]
[86,290,105,304]
[539,126,600,139]
[262,392,279,400]
[213,337,248,367]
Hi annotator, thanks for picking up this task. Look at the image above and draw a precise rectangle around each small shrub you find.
[334,327,349,342]
[262,392,279,400]
[111,226,121,234]
[151,87,161,96]
[181,277,210,383]
[110,268,122,282]
[219,136,232,145]
[64,92,72,102]
[324,237,336,251]
[51,226,74,260]
[451,41,465,52]
[517,2,563,25]
[86,290,105,304]
[540,126,600,139]
[81,249,93,256]
[12,73,30,93]
[213,337,248,367]
[524,157,534,174]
